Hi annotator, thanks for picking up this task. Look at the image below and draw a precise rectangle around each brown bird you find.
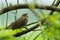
[6,13,28,30]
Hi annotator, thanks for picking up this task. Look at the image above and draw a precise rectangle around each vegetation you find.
[0,0,60,40]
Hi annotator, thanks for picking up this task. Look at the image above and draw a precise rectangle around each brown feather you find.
[7,13,28,30]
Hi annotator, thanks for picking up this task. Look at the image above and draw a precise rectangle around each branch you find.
[5,0,9,28]
[14,18,46,37]
[0,4,60,15]
[52,0,56,5]
[26,18,46,26]
[14,23,39,37]
[49,0,60,15]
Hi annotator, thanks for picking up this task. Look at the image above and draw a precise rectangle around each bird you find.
[6,13,28,30]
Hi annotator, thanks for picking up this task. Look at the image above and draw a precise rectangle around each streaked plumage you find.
[6,13,28,30]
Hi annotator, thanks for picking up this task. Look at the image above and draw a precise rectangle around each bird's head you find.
[21,13,28,19]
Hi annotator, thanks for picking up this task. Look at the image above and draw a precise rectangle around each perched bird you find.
[6,13,28,30]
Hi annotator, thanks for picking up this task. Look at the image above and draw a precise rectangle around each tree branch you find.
[49,0,60,15]
[52,0,56,5]
[14,23,39,37]
[5,0,9,28]
[0,4,60,15]
[26,18,46,26]
[14,18,46,37]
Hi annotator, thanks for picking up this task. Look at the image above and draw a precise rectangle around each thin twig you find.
[14,0,19,20]
[49,0,60,15]
[1,0,4,26]
[5,0,8,28]
[52,0,56,5]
